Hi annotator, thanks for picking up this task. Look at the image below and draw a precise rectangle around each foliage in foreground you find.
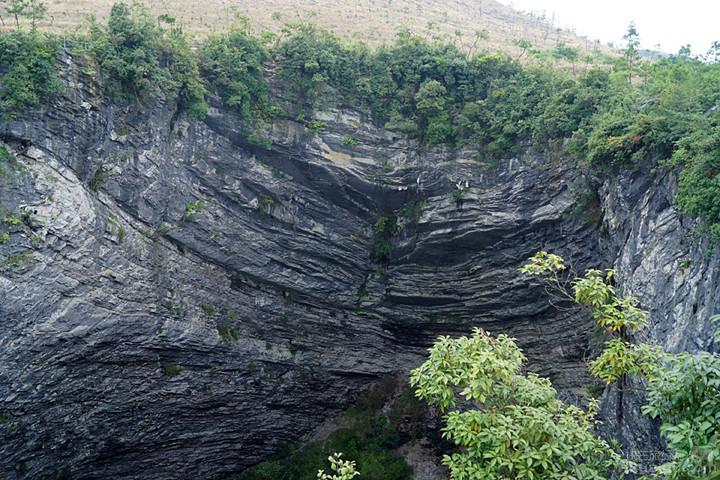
[410,328,634,479]
[520,251,663,385]
[642,352,720,479]
[317,453,360,480]
[523,251,720,480]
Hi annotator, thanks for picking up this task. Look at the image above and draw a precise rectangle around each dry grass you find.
[35,0,614,57]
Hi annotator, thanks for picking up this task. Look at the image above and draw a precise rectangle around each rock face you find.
[597,163,720,472]
[0,56,716,479]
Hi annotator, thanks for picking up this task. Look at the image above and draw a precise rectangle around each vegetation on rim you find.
[3,1,717,238]
[1,2,719,478]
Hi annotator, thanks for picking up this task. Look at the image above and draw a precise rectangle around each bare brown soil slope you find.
[40,0,611,57]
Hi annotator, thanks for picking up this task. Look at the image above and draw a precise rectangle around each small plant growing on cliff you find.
[161,362,183,376]
[398,200,425,223]
[183,198,206,221]
[216,323,241,343]
[308,119,326,133]
[451,187,462,205]
[341,136,359,147]
[258,196,274,216]
[3,213,21,226]
[317,453,359,480]
[1,251,32,268]
[89,168,108,192]
[371,213,398,262]
[200,301,216,316]
[410,328,635,479]
[0,145,12,163]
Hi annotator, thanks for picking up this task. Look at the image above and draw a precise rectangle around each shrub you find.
[0,145,11,162]
[370,213,397,262]
[183,199,206,221]
[340,136,358,146]
[0,31,60,117]
[316,453,359,480]
[308,120,326,132]
[258,196,274,216]
[673,126,720,237]
[216,323,241,343]
[200,301,216,316]
[642,352,720,479]
[89,168,108,192]
[233,417,410,480]
[199,23,270,122]
[274,23,355,103]
[85,3,207,115]
[161,362,183,376]
[3,213,22,226]
[1,252,32,267]
[398,200,424,223]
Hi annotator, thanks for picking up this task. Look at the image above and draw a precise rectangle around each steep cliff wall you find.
[0,55,716,480]
[597,163,720,470]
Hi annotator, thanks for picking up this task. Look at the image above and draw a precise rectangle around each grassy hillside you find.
[40,0,612,58]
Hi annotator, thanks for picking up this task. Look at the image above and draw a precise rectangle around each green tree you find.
[273,22,351,102]
[512,38,532,60]
[553,43,579,73]
[85,2,206,116]
[522,252,720,479]
[410,328,635,479]
[0,30,60,117]
[1,0,46,29]
[706,41,720,63]
[520,252,662,385]
[622,22,641,84]
[414,79,452,144]
[199,23,270,121]
[317,453,360,480]
[642,352,720,479]
[371,213,398,262]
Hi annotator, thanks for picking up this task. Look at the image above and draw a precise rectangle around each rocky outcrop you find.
[596,163,720,473]
[0,54,716,480]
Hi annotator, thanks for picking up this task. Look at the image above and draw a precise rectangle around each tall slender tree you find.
[623,22,641,84]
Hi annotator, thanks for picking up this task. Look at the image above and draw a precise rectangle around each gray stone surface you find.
[0,56,717,479]
[596,163,720,473]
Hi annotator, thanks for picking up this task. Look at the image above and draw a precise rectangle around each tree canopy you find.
[410,328,635,479]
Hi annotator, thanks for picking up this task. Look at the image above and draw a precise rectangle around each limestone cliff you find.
[0,53,716,479]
